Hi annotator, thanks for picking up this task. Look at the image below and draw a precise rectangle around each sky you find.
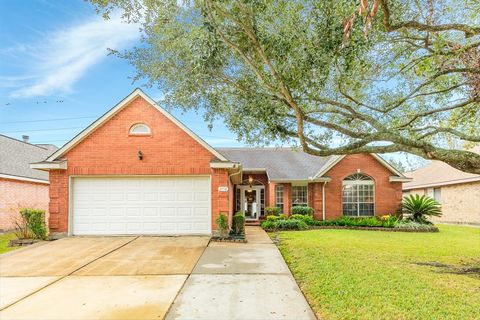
[0,0,427,171]
[0,0,243,148]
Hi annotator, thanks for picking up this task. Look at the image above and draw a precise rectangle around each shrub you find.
[291,206,314,216]
[261,218,308,231]
[215,213,229,237]
[265,207,281,216]
[402,194,442,224]
[290,214,315,225]
[232,212,245,235]
[394,220,439,232]
[278,214,287,220]
[16,208,47,239]
[266,215,280,222]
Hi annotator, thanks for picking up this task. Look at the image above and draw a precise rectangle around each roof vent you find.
[22,135,29,143]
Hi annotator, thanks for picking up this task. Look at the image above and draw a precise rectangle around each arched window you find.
[129,123,151,135]
[342,173,375,216]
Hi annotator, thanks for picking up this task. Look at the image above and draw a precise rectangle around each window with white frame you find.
[129,123,151,135]
[342,173,375,216]
[433,187,441,202]
[275,185,284,212]
[292,185,308,207]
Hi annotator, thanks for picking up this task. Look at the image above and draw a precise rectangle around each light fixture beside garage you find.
[137,150,143,160]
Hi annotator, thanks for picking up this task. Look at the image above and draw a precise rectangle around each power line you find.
[0,116,97,125]
[1,127,85,134]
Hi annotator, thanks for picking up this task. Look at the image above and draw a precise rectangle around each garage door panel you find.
[72,177,211,235]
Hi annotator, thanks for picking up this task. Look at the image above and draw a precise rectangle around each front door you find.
[243,188,259,220]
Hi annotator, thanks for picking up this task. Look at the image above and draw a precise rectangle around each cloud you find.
[6,14,139,98]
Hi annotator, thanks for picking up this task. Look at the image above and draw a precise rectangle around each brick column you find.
[308,182,323,220]
[267,182,276,208]
[283,183,292,216]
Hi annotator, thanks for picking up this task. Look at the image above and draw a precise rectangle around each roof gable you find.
[47,89,227,162]
[314,153,406,178]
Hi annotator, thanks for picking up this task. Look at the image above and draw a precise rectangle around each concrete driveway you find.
[0,228,315,320]
[0,236,209,320]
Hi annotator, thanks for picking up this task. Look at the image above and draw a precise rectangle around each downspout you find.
[322,181,328,220]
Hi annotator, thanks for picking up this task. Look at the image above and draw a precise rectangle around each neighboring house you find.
[0,135,57,231]
[31,89,410,236]
[403,148,480,225]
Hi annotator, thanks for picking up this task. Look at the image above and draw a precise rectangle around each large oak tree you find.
[91,0,480,173]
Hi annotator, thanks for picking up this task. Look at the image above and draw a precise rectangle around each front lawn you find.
[0,233,18,254]
[274,225,480,320]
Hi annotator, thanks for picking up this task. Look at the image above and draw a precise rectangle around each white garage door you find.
[72,176,211,235]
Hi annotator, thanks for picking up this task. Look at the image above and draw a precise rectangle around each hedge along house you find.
[31,89,410,236]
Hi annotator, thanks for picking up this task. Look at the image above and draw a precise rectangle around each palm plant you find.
[402,194,442,224]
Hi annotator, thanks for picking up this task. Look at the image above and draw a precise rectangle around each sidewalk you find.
[165,226,316,320]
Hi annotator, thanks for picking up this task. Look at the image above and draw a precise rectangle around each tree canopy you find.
[91,0,480,173]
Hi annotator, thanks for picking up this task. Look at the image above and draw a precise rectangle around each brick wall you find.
[0,178,49,231]
[48,96,229,233]
[323,154,403,219]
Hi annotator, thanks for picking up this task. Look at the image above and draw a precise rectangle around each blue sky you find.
[0,0,425,171]
[0,0,243,147]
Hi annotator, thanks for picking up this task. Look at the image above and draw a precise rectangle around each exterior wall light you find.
[137,150,143,160]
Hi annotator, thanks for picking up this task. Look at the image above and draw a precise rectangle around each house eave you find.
[0,173,49,184]
[403,176,480,190]
[209,161,240,169]
[30,160,67,171]
[389,176,413,182]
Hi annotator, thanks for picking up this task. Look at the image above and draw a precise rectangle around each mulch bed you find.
[310,226,439,232]
[210,234,247,243]
[264,226,439,232]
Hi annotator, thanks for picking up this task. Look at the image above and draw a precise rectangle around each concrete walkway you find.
[0,228,315,320]
[165,227,316,320]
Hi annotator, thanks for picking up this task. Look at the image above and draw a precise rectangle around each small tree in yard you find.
[402,194,442,224]
[14,208,47,240]
[215,212,229,237]
[232,212,245,235]
[91,0,480,173]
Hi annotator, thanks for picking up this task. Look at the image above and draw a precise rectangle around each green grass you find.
[0,233,18,254]
[273,225,480,320]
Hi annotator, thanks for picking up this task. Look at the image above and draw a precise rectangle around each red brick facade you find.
[48,96,229,233]
[322,153,403,219]
[47,94,402,234]
[230,154,403,220]
[0,178,49,231]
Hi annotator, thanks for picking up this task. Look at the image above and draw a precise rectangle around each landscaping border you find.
[264,225,439,232]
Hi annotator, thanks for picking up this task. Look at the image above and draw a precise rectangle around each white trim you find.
[237,185,265,221]
[30,161,67,171]
[342,178,376,217]
[210,162,239,169]
[370,154,406,177]
[129,123,151,135]
[0,173,49,184]
[312,155,345,179]
[47,89,228,162]
[243,168,267,172]
[389,176,413,182]
[403,176,480,190]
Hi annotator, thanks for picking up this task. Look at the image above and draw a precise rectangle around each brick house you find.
[0,135,57,231]
[403,149,480,225]
[32,89,410,236]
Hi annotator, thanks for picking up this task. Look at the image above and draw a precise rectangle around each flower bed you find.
[261,215,439,232]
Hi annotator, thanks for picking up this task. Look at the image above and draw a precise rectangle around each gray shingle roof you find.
[217,147,335,180]
[0,135,57,181]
